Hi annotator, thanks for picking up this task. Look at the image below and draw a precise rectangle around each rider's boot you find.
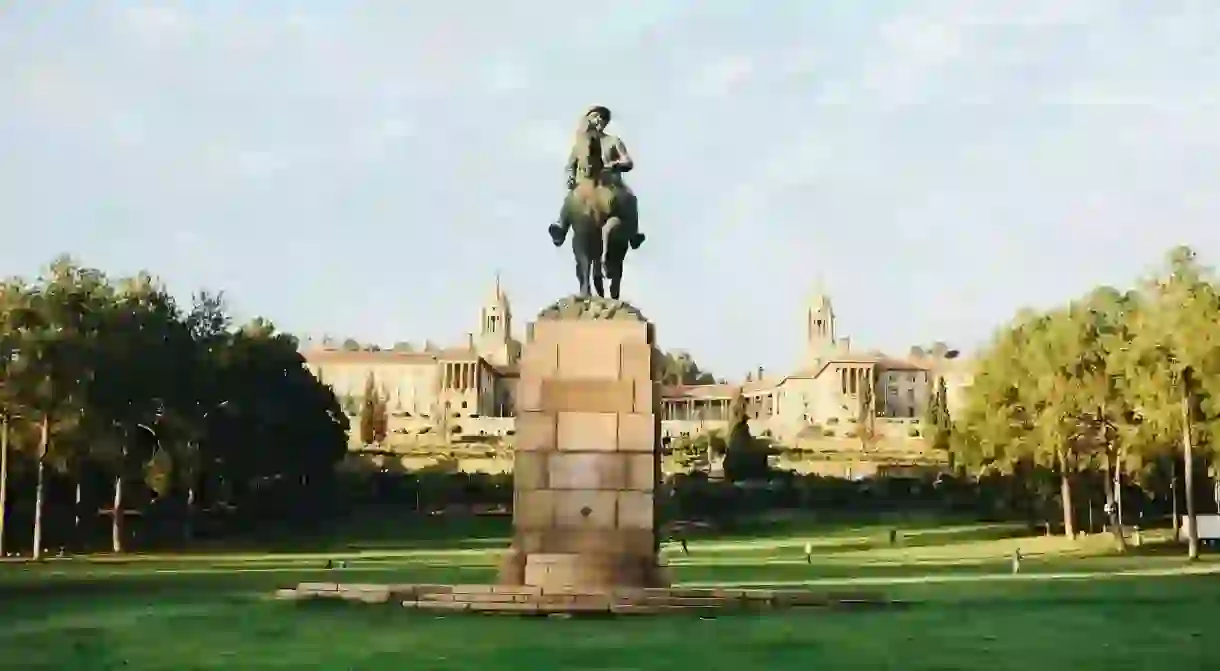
[548,222,568,247]
[629,232,646,250]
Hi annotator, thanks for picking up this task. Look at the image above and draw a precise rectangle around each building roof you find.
[662,384,736,400]
[303,349,436,365]
[303,347,487,366]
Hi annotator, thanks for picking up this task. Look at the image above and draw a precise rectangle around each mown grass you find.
[2,518,1217,670]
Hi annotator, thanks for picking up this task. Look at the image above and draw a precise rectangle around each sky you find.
[2,1,1219,379]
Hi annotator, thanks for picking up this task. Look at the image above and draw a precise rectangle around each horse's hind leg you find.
[606,240,626,300]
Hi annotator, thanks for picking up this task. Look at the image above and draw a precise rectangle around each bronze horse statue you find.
[556,126,641,300]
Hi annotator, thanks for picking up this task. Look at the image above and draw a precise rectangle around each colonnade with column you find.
[661,391,776,421]
[838,365,875,398]
[441,361,480,391]
[662,397,732,421]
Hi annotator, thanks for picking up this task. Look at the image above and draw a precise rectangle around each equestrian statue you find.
[547,105,645,300]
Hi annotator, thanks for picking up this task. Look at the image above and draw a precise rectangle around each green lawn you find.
[2,519,1218,670]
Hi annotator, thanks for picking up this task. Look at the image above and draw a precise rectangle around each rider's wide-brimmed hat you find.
[585,106,611,124]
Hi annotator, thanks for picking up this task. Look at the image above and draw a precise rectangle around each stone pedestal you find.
[498,296,667,590]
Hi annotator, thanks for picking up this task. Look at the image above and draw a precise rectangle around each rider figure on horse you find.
[548,105,646,250]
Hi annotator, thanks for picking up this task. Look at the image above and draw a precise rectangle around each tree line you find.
[0,257,349,558]
[932,246,1220,558]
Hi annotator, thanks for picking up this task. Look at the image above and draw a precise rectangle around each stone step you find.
[283,581,898,615]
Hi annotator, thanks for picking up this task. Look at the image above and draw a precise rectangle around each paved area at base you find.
[277,583,899,615]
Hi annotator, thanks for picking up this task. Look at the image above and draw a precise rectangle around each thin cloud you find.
[481,60,531,94]
[688,55,755,96]
[115,5,192,40]
[2,2,1219,375]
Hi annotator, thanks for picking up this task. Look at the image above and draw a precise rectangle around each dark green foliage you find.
[722,390,770,482]
[0,256,349,554]
[359,373,378,446]
[923,375,952,456]
[659,350,716,385]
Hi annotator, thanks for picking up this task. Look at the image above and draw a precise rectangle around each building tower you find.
[476,272,517,368]
[805,281,836,368]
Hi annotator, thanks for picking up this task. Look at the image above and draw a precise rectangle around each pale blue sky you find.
[2,2,1218,378]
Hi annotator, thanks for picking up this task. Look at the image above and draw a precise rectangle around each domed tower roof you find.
[808,276,833,314]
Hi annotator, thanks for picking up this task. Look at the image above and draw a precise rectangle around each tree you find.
[372,388,389,444]
[87,273,187,552]
[359,373,379,446]
[953,310,1086,537]
[659,350,716,386]
[722,389,769,482]
[671,430,727,473]
[923,375,953,465]
[952,246,1220,547]
[856,370,879,452]
[12,258,112,558]
[0,278,28,557]
[1054,288,1138,550]
[1121,247,1220,559]
[0,255,351,555]
[169,290,232,542]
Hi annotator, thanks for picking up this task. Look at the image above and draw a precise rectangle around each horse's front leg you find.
[592,260,605,297]
[601,217,620,277]
[573,258,590,297]
[607,258,622,300]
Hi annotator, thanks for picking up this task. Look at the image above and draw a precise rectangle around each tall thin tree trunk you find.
[0,415,9,558]
[32,415,49,560]
[1059,452,1076,538]
[1102,451,1127,551]
[112,472,124,553]
[1181,375,1199,561]
[1170,457,1180,540]
[183,482,196,544]
[74,480,83,549]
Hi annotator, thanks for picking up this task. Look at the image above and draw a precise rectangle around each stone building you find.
[302,279,973,456]
[659,287,973,446]
[303,278,522,445]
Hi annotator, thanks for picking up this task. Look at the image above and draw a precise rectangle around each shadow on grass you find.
[698,511,1004,539]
